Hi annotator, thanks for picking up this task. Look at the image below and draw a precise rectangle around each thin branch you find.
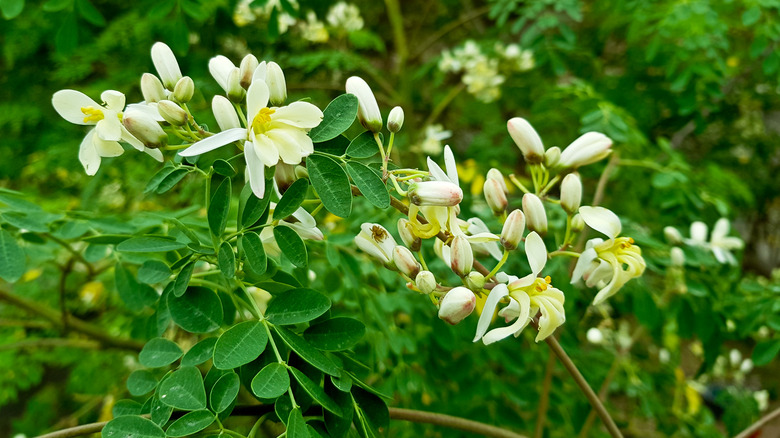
[734,406,780,438]
[35,421,107,438]
[534,348,556,438]
[578,355,620,438]
[43,233,95,277]
[59,258,74,334]
[409,6,491,61]
[0,287,144,351]
[0,338,100,351]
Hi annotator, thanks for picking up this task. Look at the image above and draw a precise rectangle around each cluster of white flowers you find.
[664,218,744,266]
[439,41,534,103]
[233,0,297,32]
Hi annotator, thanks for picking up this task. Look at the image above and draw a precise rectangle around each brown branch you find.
[0,338,100,351]
[409,6,491,61]
[534,348,556,438]
[734,405,780,438]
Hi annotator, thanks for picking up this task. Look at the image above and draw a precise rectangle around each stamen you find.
[81,107,104,123]
[251,107,276,134]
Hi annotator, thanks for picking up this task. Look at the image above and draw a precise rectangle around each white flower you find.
[420,124,452,155]
[180,80,323,198]
[299,11,329,43]
[260,204,323,258]
[326,2,364,32]
[559,132,612,168]
[438,287,476,325]
[151,42,182,90]
[684,219,743,265]
[354,223,397,264]
[467,218,503,260]
[346,76,382,133]
[586,327,604,344]
[52,89,162,175]
[507,117,545,163]
[407,145,461,239]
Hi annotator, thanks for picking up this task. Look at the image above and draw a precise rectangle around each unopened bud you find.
[438,287,476,325]
[507,117,545,164]
[571,214,584,232]
[266,62,287,106]
[212,95,241,131]
[151,42,182,90]
[226,68,245,103]
[415,270,436,294]
[522,193,547,234]
[248,286,272,315]
[141,73,165,103]
[501,209,525,250]
[670,247,685,267]
[393,246,420,279]
[486,168,508,193]
[294,166,309,180]
[173,76,194,103]
[544,146,561,168]
[239,54,259,89]
[387,106,404,132]
[123,111,168,149]
[559,132,612,168]
[483,177,508,215]
[346,76,382,133]
[355,223,396,264]
[157,100,187,126]
[466,272,485,290]
[664,226,683,244]
[397,218,421,252]
[408,181,463,207]
[450,235,473,277]
[274,163,297,194]
[560,173,582,214]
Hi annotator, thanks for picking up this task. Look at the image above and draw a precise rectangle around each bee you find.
[371,225,388,242]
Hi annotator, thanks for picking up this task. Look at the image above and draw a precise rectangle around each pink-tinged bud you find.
[397,218,421,252]
[123,111,168,149]
[387,106,404,133]
[501,209,525,250]
[266,62,287,106]
[483,177,508,215]
[275,163,297,194]
[544,146,561,168]
[416,270,436,294]
[466,272,485,290]
[560,173,582,214]
[408,181,463,207]
[486,168,508,193]
[173,76,194,103]
[212,95,241,131]
[507,117,545,164]
[151,42,182,90]
[141,73,165,103]
[392,246,421,279]
[239,54,259,89]
[354,223,397,264]
[438,287,476,325]
[522,193,547,234]
[346,76,382,133]
[559,132,612,168]
[157,100,187,126]
[450,235,473,277]
[226,68,245,103]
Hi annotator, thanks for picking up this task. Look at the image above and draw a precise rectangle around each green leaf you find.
[308,94,358,143]
[117,237,186,253]
[112,400,143,418]
[346,162,389,208]
[274,326,340,376]
[158,366,207,410]
[251,362,290,399]
[145,164,176,194]
[742,6,761,26]
[82,234,131,244]
[306,154,352,218]
[101,416,165,438]
[147,0,175,19]
[286,407,310,438]
[213,320,269,369]
[0,229,24,282]
[2,211,51,232]
[127,370,158,396]
[156,168,190,194]
[42,0,70,12]
[346,131,380,159]
[275,179,309,220]
[315,135,349,155]
[241,232,267,275]
[168,287,223,333]
[210,372,240,413]
[266,288,331,325]
[0,0,24,19]
[138,260,172,284]
[289,368,342,416]
[115,265,159,311]
[182,0,209,21]
[55,13,78,54]
[150,395,172,426]
[273,226,308,268]
[304,318,365,351]
[209,177,232,236]
[212,159,237,177]
[352,387,389,436]
[76,0,105,26]
[239,182,272,228]
[166,410,215,437]
[139,338,183,368]
[181,337,218,367]
[173,261,195,297]
[218,242,236,279]
[752,339,780,366]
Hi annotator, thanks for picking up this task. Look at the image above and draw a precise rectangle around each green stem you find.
[423,82,465,128]
[374,133,388,180]
[508,173,532,194]
[548,250,580,259]
[262,320,298,408]
[189,279,231,293]
[234,103,248,128]
[539,174,561,197]
[486,250,509,280]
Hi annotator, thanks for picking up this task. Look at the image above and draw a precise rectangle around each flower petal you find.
[244,141,266,198]
[571,247,598,283]
[247,81,270,121]
[426,157,450,183]
[272,102,323,129]
[473,283,509,342]
[120,125,145,151]
[179,128,246,157]
[144,147,164,162]
[127,103,165,122]
[483,292,531,345]
[579,206,622,239]
[525,232,547,276]
[266,128,310,164]
[101,90,125,111]
[93,136,124,157]
[443,145,459,187]
[252,61,268,84]
[96,116,122,142]
[253,133,280,166]
[79,130,101,175]
[209,55,236,91]
[52,90,100,125]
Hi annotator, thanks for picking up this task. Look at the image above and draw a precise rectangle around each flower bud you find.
[397,218,421,252]
[586,328,604,344]
[274,163,297,194]
[157,100,187,126]
[239,54,259,89]
[408,181,463,207]
[560,173,582,214]
[486,168,508,193]
[226,68,246,103]
[354,223,396,264]
[559,132,612,168]
[141,73,165,103]
[212,95,241,131]
[294,166,309,180]
[387,106,404,132]
[670,247,685,267]
[501,209,525,250]
[522,193,547,234]
[483,177,508,215]
[266,62,287,106]
[248,286,273,315]
[544,146,561,168]
[173,76,194,103]
[571,214,584,232]
[416,270,436,294]
[664,226,683,244]
[507,117,544,164]
[450,235,473,277]
[466,272,485,290]
[346,76,382,133]
[392,246,420,279]
[151,42,182,90]
[123,111,168,149]
[438,287,476,325]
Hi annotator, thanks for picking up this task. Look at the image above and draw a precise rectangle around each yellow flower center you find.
[251,107,276,134]
[81,106,105,123]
